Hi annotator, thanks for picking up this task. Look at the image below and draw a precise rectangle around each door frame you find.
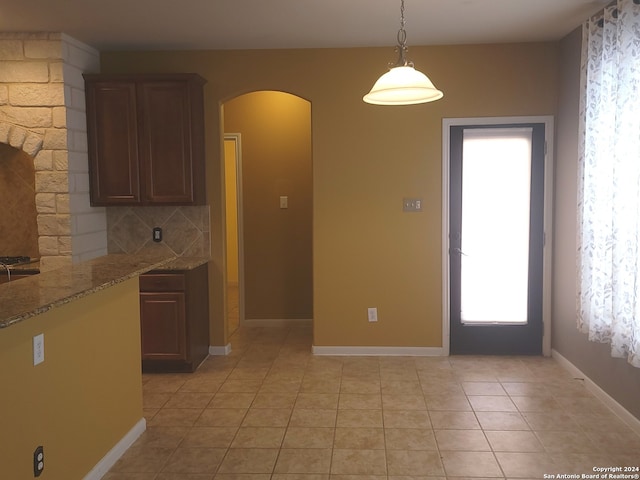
[224,133,245,330]
[441,116,554,357]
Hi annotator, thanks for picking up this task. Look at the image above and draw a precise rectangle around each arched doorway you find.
[222,91,313,337]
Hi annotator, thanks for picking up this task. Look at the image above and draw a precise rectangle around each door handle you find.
[451,247,468,256]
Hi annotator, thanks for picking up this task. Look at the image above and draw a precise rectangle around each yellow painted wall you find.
[224,138,239,285]
[0,279,143,479]
[224,91,313,320]
[101,43,559,347]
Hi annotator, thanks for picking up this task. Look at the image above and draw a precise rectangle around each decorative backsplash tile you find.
[0,144,39,258]
[107,205,210,257]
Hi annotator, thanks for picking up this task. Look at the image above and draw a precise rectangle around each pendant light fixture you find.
[363,0,443,105]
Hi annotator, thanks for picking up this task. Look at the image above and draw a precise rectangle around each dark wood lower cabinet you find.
[140,291,187,362]
[139,263,209,372]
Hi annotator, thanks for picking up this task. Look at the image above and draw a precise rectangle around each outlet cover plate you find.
[33,334,44,365]
[34,445,44,477]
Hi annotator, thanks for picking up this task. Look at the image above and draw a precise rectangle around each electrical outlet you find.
[152,227,162,242]
[367,307,378,322]
[33,445,44,477]
[33,334,44,366]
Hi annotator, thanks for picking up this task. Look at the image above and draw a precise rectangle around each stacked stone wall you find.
[0,32,104,271]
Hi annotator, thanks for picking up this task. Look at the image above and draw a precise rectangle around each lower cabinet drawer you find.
[139,274,185,292]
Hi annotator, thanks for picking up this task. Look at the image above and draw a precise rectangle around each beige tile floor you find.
[104,325,640,480]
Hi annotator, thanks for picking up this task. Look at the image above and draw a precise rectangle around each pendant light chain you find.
[393,0,412,68]
[398,0,406,46]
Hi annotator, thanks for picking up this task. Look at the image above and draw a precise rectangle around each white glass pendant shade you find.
[363,65,444,105]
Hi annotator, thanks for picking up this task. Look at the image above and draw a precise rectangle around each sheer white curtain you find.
[577,0,640,367]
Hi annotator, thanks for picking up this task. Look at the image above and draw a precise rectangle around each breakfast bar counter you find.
[0,252,176,329]
[0,252,181,479]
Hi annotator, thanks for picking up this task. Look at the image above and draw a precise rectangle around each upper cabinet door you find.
[138,80,200,204]
[84,74,206,206]
[85,80,141,205]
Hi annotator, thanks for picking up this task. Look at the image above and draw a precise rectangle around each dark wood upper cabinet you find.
[84,74,206,206]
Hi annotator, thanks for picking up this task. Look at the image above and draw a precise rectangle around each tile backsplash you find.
[107,205,210,257]
[0,144,39,258]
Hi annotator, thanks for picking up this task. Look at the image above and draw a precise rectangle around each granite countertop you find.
[149,256,209,272]
[0,253,177,329]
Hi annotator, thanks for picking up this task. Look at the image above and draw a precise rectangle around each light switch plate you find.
[403,197,423,212]
[279,196,288,209]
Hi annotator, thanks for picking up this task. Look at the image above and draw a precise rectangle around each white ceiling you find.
[0,0,607,51]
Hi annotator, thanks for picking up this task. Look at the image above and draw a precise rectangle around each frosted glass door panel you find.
[460,128,532,324]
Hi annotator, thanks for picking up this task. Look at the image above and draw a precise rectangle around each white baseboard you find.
[209,344,232,356]
[312,345,446,356]
[241,318,312,328]
[552,349,640,436]
[83,417,146,480]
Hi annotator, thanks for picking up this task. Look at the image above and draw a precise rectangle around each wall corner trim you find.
[312,346,446,356]
[82,417,146,480]
[210,344,232,356]
[552,349,640,436]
